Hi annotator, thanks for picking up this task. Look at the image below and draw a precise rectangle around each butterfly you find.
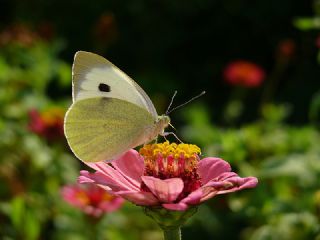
[64,51,170,163]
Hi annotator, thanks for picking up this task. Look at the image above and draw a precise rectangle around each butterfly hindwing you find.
[64,97,155,162]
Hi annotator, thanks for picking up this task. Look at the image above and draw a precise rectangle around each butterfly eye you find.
[98,83,111,92]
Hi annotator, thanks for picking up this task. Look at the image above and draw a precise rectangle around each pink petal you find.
[199,186,218,202]
[181,188,203,205]
[99,197,125,212]
[216,172,238,180]
[112,150,144,188]
[78,175,112,192]
[203,175,258,196]
[84,206,102,217]
[162,202,188,211]
[141,176,184,203]
[140,179,208,210]
[203,180,233,189]
[116,190,159,206]
[163,188,204,211]
[61,185,85,207]
[86,162,131,186]
[198,157,231,184]
[216,176,258,195]
[79,169,138,192]
[78,172,95,183]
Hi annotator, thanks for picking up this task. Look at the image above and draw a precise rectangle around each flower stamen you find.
[140,141,202,200]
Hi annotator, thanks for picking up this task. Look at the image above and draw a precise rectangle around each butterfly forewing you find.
[72,51,157,118]
[64,97,155,162]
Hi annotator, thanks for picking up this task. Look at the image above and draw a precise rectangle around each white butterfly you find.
[64,51,170,162]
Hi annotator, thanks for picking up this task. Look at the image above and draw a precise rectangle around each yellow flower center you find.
[140,141,200,176]
[139,141,202,200]
[41,107,64,126]
[102,192,115,202]
[76,191,90,205]
[140,141,200,160]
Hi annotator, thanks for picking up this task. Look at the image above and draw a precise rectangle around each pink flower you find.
[61,183,124,217]
[28,107,64,140]
[79,142,258,211]
[223,60,265,87]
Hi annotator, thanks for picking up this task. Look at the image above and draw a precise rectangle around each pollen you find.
[140,141,201,177]
[140,141,201,160]
[75,191,90,205]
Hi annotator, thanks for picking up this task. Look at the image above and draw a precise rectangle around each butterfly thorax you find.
[138,115,169,146]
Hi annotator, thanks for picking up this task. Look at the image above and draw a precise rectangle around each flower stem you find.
[144,206,197,240]
[162,227,181,240]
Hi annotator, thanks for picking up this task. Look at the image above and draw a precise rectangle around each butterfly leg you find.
[162,134,168,142]
[161,132,183,143]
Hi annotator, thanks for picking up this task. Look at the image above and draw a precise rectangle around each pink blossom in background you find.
[28,107,64,140]
[79,142,258,211]
[61,184,124,217]
[223,60,265,87]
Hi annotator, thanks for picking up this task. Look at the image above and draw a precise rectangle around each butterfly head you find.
[156,115,170,135]
[157,115,170,129]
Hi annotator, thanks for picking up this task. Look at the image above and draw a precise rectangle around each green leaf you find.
[24,210,41,240]
[293,17,320,30]
[10,196,25,229]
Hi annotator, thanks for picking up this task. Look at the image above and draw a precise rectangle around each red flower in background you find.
[223,60,265,87]
[61,184,124,218]
[93,12,118,47]
[28,107,64,140]
[277,39,296,59]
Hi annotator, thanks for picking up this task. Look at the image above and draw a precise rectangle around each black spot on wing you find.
[98,83,111,92]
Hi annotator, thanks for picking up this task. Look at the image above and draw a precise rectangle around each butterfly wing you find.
[64,97,156,162]
[72,51,158,118]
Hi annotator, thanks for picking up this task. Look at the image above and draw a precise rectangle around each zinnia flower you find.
[79,142,258,211]
[61,183,124,217]
[223,60,265,87]
[28,107,64,140]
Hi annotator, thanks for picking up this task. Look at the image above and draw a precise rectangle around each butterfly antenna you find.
[165,90,178,115]
[169,122,176,131]
[167,91,206,115]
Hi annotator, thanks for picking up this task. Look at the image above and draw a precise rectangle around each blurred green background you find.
[1,0,320,239]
